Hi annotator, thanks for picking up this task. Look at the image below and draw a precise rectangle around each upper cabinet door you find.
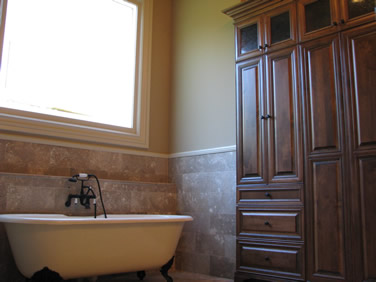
[298,0,340,41]
[341,22,376,151]
[298,0,376,42]
[235,1,298,61]
[236,16,263,61]
[340,0,375,30]
[264,3,298,53]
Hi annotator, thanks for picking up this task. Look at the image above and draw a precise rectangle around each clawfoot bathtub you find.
[0,214,192,281]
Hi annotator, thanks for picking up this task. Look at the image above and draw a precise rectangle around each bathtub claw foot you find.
[160,256,174,282]
[137,271,146,280]
[28,267,63,282]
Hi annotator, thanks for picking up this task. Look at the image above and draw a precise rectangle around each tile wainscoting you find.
[169,150,236,279]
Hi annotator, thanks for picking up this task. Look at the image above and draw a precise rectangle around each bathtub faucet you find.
[65,173,96,209]
[65,173,107,218]
[65,183,96,209]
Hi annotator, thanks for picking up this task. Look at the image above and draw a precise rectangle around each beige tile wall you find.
[169,151,236,279]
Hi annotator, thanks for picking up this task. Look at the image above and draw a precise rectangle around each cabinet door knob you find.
[259,45,263,50]
[264,44,269,48]
[265,257,270,261]
[261,115,266,119]
[333,21,338,26]
[265,192,272,198]
[264,221,270,226]
[340,19,345,24]
[266,114,272,119]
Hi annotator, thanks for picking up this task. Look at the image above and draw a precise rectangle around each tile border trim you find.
[169,145,236,158]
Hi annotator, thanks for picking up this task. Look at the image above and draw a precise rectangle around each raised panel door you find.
[357,156,376,281]
[265,47,302,183]
[236,57,266,184]
[307,158,346,280]
[300,35,343,155]
[341,22,376,150]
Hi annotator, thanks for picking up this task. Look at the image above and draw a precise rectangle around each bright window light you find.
[0,0,138,128]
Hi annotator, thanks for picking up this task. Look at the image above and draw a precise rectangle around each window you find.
[0,0,153,148]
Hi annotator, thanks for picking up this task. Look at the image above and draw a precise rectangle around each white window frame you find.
[0,0,153,149]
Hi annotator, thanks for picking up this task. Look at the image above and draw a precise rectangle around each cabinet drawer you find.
[238,208,303,240]
[239,186,302,204]
[238,240,304,280]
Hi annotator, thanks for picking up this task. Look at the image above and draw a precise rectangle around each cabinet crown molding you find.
[223,0,293,23]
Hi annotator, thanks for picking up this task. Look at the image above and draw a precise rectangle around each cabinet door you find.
[236,16,263,61]
[301,35,348,280]
[356,156,376,282]
[306,158,347,280]
[340,0,375,30]
[264,2,298,53]
[341,22,376,151]
[300,34,344,155]
[236,57,266,184]
[265,47,302,183]
[297,0,340,42]
[342,22,376,282]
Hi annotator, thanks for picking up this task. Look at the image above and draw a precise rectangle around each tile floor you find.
[94,271,233,282]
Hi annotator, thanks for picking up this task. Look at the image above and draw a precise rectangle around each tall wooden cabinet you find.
[224,0,376,281]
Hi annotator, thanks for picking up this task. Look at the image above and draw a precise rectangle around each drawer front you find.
[238,240,304,280]
[238,185,303,204]
[238,208,303,240]
[239,188,302,203]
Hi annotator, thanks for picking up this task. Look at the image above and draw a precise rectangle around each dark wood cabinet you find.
[236,46,302,185]
[224,0,375,281]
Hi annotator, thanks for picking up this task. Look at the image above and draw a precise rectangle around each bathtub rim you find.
[0,213,193,225]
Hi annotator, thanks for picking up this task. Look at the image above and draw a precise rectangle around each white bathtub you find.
[0,213,192,280]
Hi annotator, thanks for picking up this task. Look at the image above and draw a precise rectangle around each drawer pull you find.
[265,256,270,261]
[264,221,270,226]
[265,192,272,198]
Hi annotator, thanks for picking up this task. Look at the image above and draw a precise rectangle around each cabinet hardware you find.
[259,45,263,50]
[264,221,270,225]
[340,19,345,24]
[264,44,269,48]
[265,257,270,261]
[265,192,272,198]
[333,21,338,26]
[261,115,271,120]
